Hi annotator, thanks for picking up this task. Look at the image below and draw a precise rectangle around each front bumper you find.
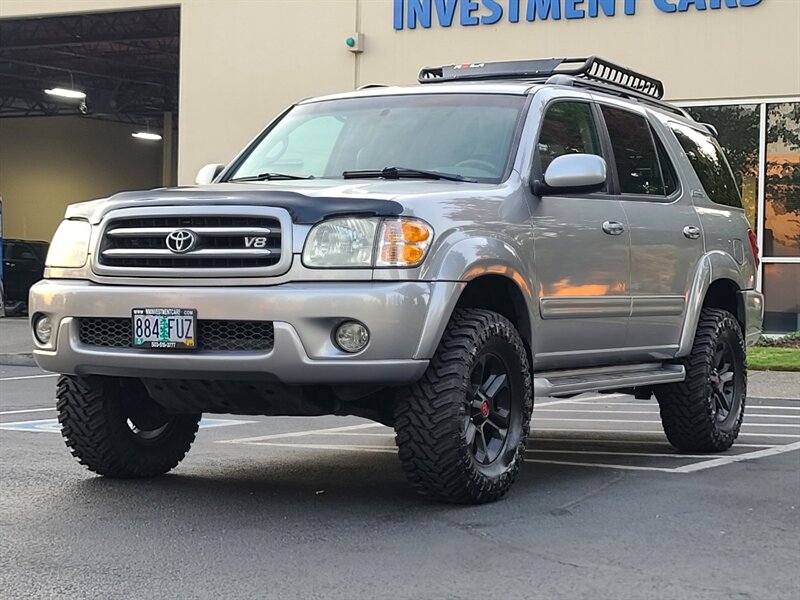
[29,279,463,384]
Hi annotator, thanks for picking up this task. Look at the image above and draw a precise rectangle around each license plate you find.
[132,308,197,350]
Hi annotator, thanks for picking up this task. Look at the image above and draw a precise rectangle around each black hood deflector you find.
[105,188,404,224]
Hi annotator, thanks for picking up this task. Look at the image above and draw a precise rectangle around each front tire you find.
[393,309,533,504]
[655,308,746,452]
[57,375,201,477]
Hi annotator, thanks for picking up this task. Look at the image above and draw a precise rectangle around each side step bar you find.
[533,363,685,397]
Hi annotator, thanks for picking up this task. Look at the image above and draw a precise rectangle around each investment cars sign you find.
[392,0,764,29]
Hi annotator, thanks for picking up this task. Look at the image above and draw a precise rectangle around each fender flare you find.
[676,251,746,357]
[414,236,535,359]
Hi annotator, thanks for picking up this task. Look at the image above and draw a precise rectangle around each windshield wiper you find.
[342,166,476,183]
[229,172,314,182]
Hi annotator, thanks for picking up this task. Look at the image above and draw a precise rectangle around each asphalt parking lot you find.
[1,364,798,600]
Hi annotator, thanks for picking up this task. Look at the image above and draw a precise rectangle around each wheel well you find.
[703,278,745,331]
[455,275,532,350]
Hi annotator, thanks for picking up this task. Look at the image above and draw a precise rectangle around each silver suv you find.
[30,57,763,504]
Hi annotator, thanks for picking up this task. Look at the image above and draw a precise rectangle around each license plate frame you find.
[132,308,197,350]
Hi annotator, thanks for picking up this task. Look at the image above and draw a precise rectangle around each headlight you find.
[302,217,433,268]
[303,217,379,267]
[45,220,92,268]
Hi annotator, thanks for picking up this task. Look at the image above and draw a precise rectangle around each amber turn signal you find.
[376,218,433,267]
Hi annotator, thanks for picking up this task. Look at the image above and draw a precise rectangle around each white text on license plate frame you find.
[132,308,197,350]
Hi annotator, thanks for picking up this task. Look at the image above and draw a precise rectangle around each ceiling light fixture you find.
[132,131,163,141]
[44,87,86,100]
[132,119,163,141]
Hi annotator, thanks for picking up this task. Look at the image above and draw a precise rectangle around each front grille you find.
[98,215,282,270]
[79,318,275,352]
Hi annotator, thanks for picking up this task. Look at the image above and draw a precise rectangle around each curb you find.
[0,353,36,367]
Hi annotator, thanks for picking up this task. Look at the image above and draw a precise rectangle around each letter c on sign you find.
[653,0,678,12]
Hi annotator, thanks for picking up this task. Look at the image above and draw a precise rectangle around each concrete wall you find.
[2,0,799,185]
[0,116,162,240]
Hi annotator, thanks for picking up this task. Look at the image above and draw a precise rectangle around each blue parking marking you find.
[0,417,254,433]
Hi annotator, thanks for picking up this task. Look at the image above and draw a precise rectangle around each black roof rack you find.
[419,56,665,100]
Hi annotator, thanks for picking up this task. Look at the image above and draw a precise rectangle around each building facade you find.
[1,0,798,331]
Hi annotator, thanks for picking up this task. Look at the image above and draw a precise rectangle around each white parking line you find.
[536,418,800,428]
[743,413,800,419]
[526,449,740,459]
[311,432,396,437]
[534,398,600,407]
[538,408,800,419]
[0,407,54,416]
[573,401,660,407]
[246,441,397,454]
[577,400,800,407]
[538,408,660,413]
[217,418,800,475]
[531,427,800,439]
[217,422,384,444]
[524,459,677,473]
[673,442,800,473]
[529,438,772,449]
[0,417,255,433]
[0,374,57,382]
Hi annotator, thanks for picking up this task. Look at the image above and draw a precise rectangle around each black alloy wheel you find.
[467,353,514,466]
[709,338,740,424]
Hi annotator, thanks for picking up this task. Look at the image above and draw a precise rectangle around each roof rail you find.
[544,74,689,118]
[419,56,665,100]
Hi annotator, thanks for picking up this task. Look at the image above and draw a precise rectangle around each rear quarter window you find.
[667,121,742,209]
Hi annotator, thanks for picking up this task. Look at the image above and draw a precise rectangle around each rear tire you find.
[57,375,201,477]
[393,309,533,504]
[655,308,746,452]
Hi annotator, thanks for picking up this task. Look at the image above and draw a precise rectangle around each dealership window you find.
[764,103,800,258]
[683,99,800,334]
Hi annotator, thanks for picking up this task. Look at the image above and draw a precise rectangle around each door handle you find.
[602,221,625,236]
[683,225,701,240]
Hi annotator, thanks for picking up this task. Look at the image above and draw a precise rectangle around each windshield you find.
[227,93,526,183]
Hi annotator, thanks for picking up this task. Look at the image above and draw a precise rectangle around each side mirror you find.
[532,154,607,196]
[195,163,225,185]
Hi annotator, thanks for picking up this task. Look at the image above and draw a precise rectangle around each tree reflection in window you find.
[764,103,800,257]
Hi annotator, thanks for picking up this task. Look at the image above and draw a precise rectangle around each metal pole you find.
[162,111,174,186]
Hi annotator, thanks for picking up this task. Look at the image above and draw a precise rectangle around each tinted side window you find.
[601,106,664,196]
[667,121,742,208]
[537,102,601,173]
[655,131,678,196]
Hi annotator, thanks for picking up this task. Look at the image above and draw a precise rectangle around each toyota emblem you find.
[165,229,198,254]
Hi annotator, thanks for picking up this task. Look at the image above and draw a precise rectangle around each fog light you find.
[33,314,53,344]
[335,321,369,353]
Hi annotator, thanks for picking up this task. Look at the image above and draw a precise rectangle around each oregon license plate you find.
[132,308,197,350]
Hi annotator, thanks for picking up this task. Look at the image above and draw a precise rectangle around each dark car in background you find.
[2,239,48,314]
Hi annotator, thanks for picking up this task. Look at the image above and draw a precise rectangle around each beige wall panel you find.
[0,117,162,241]
[0,0,171,18]
[359,0,800,101]
[177,0,358,182]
